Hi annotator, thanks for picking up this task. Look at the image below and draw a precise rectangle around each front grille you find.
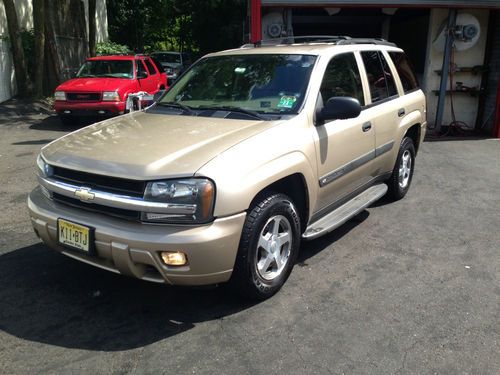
[53,193,141,221]
[66,92,101,102]
[52,166,146,197]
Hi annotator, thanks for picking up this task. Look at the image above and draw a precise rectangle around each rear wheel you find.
[387,137,416,200]
[231,193,301,300]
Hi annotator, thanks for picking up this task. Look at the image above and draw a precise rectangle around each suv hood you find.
[41,111,275,180]
[57,77,134,93]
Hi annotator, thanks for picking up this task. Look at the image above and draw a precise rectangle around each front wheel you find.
[231,193,301,300]
[386,137,416,200]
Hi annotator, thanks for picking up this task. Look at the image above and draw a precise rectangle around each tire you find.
[58,115,78,126]
[387,136,416,200]
[231,193,301,300]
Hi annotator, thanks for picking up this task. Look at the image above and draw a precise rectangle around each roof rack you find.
[241,36,396,48]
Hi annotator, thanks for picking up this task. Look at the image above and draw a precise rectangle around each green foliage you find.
[106,0,246,57]
[96,41,132,55]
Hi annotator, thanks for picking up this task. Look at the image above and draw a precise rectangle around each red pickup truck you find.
[54,55,168,125]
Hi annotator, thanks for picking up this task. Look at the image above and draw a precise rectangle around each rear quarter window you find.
[389,52,419,93]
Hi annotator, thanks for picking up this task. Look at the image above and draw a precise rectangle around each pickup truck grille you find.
[66,92,101,102]
[52,166,146,197]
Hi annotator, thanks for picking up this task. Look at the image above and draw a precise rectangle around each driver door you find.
[313,52,376,215]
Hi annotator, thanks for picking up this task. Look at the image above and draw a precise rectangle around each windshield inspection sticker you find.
[277,96,297,109]
[234,67,246,74]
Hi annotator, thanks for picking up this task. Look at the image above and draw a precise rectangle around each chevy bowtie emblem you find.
[75,187,95,202]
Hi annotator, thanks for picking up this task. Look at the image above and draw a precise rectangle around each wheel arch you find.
[247,173,310,233]
[404,123,422,154]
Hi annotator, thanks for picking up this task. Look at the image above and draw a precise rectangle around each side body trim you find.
[319,140,394,187]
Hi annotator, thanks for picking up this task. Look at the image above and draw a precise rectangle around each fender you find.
[199,151,317,219]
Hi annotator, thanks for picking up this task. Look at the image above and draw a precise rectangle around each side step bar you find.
[302,183,388,240]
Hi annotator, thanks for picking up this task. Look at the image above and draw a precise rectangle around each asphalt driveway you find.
[0,100,499,374]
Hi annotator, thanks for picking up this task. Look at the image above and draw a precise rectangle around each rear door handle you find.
[362,122,372,132]
[398,108,405,117]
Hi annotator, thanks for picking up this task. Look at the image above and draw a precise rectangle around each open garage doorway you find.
[290,7,430,81]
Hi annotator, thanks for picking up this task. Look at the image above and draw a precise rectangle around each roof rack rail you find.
[240,36,396,48]
[336,38,396,47]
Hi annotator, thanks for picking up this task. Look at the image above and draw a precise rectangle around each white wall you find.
[423,8,489,128]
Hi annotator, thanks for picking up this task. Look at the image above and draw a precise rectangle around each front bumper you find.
[28,187,246,285]
[54,100,127,116]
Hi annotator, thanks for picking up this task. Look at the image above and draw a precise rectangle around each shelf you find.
[432,89,483,97]
[434,66,485,76]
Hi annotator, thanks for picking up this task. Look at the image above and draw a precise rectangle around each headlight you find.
[102,91,120,101]
[54,91,66,101]
[142,179,215,223]
[36,154,53,177]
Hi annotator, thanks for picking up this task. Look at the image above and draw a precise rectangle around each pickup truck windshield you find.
[76,60,134,79]
[160,54,317,115]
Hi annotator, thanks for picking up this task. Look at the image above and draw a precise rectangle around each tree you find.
[32,0,45,98]
[2,0,30,97]
[88,0,96,56]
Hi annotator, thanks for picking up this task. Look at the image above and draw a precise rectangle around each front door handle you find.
[398,108,406,117]
[362,122,372,132]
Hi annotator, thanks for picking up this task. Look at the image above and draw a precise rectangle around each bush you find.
[96,41,131,56]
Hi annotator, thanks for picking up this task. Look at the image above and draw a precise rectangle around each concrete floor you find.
[0,101,499,374]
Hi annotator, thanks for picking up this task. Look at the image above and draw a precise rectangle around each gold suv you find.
[29,37,426,299]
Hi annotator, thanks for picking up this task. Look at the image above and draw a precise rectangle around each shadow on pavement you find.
[0,212,369,352]
[28,115,81,132]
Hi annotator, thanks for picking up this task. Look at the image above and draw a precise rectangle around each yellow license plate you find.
[57,219,92,252]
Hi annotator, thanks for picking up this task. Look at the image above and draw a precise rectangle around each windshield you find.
[153,53,182,64]
[76,60,134,79]
[160,54,317,115]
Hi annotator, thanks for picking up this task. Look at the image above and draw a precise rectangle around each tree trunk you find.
[2,0,29,97]
[88,0,96,56]
[33,0,45,98]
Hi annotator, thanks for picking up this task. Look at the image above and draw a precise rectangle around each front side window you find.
[320,53,364,106]
[160,54,317,115]
[361,51,397,104]
[76,60,133,79]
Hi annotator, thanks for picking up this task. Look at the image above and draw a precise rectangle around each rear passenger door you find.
[136,59,156,94]
[313,52,376,215]
[359,50,402,175]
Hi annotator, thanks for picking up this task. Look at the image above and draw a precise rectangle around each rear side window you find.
[136,60,148,77]
[145,59,157,75]
[361,51,397,104]
[389,52,419,93]
[320,53,364,106]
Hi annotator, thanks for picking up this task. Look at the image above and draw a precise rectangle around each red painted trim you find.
[494,81,500,138]
[251,0,262,43]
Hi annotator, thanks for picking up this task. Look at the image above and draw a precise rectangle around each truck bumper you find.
[54,101,127,116]
[28,187,246,286]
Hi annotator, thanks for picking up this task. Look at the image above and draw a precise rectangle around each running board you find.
[302,183,388,240]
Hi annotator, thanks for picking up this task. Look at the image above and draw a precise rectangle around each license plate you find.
[57,218,93,253]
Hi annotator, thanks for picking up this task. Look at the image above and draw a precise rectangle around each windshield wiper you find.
[156,101,195,115]
[197,105,267,120]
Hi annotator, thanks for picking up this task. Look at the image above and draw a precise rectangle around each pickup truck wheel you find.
[232,193,301,300]
[387,137,415,200]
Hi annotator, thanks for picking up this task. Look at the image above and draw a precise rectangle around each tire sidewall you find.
[237,194,301,298]
[392,137,416,198]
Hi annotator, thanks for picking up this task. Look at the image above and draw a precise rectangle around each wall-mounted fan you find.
[433,13,480,52]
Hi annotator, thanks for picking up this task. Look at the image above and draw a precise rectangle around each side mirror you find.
[137,71,148,79]
[316,97,362,124]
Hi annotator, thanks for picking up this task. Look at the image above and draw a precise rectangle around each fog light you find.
[98,110,105,114]
[161,251,187,266]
